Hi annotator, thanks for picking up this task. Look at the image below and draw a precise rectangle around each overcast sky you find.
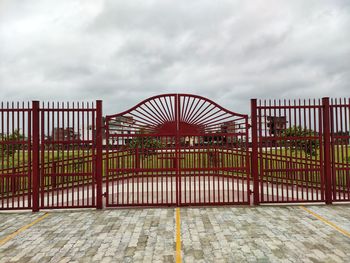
[0,0,349,115]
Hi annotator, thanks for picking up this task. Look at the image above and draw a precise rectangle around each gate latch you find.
[103,192,107,197]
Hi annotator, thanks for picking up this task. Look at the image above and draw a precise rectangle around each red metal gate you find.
[330,98,350,202]
[39,102,102,209]
[251,97,350,204]
[105,94,250,207]
[252,99,325,203]
[0,102,32,210]
[0,101,102,211]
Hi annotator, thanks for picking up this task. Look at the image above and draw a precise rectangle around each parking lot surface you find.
[0,205,349,262]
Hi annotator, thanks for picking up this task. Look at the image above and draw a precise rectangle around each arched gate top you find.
[106,94,247,135]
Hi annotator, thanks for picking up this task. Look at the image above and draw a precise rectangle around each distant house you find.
[221,121,237,134]
[266,116,287,136]
[52,128,80,141]
[89,116,135,145]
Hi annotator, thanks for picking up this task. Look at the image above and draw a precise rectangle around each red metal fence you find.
[0,102,32,210]
[0,101,102,211]
[39,101,102,209]
[330,98,350,202]
[251,97,350,204]
[0,95,349,211]
[251,99,325,204]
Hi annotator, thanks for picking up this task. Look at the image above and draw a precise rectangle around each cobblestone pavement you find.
[0,212,47,240]
[0,205,349,262]
[0,209,175,263]
[305,205,350,233]
[181,205,350,263]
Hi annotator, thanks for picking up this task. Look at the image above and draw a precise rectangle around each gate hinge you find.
[247,124,252,129]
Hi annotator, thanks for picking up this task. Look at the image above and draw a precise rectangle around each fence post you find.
[251,99,259,205]
[96,100,103,209]
[32,101,40,212]
[322,97,332,204]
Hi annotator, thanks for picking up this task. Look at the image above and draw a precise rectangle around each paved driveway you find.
[0,205,349,262]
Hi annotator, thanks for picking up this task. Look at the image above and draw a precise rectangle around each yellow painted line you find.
[300,206,350,239]
[176,207,182,263]
[0,213,50,246]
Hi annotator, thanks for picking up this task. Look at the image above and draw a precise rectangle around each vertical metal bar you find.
[345,98,350,200]
[96,100,103,209]
[105,117,110,206]
[32,101,40,212]
[303,99,307,201]
[281,99,287,202]
[50,102,55,207]
[136,147,139,205]
[322,97,332,204]
[16,102,20,207]
[11,102,14,208]
[132,142,135,205]
[251,99,259,205]
[1,102,3,208]
[258,104,264,202]
[27,103,32,208]
[175,94,180,206]
[330,99,336,201]
[337,100,343,200]
[308,99,312,201]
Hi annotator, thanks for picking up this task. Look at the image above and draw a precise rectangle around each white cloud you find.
[0,0,349,115]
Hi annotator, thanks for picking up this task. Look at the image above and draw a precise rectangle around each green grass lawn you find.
[1,145,349,196]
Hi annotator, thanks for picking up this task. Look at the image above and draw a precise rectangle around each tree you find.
[332,131,350,145]
[0,130,25,156]
[281,126,319,156]
[128,136,163,157]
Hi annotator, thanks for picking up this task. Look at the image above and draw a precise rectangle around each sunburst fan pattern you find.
[107,94,247,136]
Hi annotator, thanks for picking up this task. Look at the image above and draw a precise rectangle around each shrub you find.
[128,137,164,157]
[281,126,319,156]
[0,130,25,157]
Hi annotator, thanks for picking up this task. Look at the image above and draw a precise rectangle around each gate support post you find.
[96,100,103,209]
[32,101,40,212]
[251,99,259,205]
[322,97,332,204]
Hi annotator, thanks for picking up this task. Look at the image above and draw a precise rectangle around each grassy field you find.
[1,145,349,196]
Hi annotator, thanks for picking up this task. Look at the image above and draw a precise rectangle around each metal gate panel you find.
[256,99,324,203]
[0,102,32,210]
[178,135,249,205]
[106,134,177,206]
[106,94,250,207]
[177,95,250,205]
[106,94,178,207]
[330,98,350,202]
[39,102,97,209]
